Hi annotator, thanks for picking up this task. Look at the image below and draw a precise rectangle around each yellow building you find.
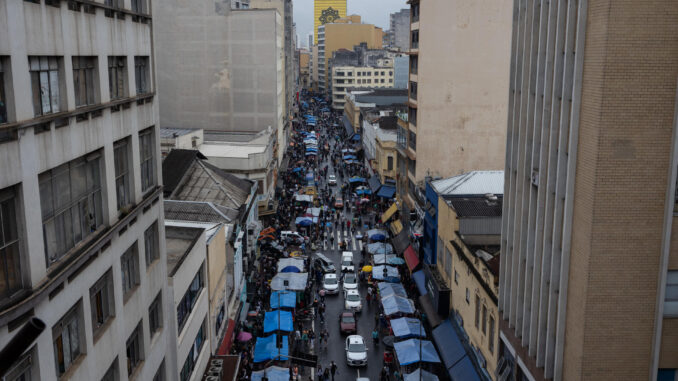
[436,194,501,380]
[313,0,347,44]
[331,64,394,109]
[318,15,383,93]
[299,50,311,89]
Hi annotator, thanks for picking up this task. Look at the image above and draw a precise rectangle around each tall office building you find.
[388,8,410,51]
[498,1,678,380]
[313,0,346,44]
[0,1,170,380]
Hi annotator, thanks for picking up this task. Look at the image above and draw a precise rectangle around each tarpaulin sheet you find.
[368,176,382,193]
[270,291,297,309]
[372,265,400,282]
[392,230,410,255]
[381,203,398,223]
[391,317,425,339]
[448,355,483,381]
[349,177,367,183]
[404,245,420,272]
[253,334,289,362]
[271,273,308,291]
[251,366,290,381]
[263,310,294,333]
[367,242,394,255]
[277,258,305,273]
[381,294,415,316]
[373,254,398,265]
[412,270,428,295]
[404,369,439,381]
[352,134,361,141]
[378,282,407,298]
[432,320,467,371]
[394,339,441,365]
[305,207,321,217]
[377,185,396,199]
[294,194,314,203]
[295,217,313,226]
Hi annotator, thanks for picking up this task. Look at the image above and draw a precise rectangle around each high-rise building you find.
[397,0,511,226]
[331,65,395,110]
[308,34,314,49]
[388,8,411,51]
[498,1,678,381]
[0,1,170,380]
[313,0,347,44]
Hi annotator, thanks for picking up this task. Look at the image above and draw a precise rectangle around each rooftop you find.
[160,127,200,139]
[165,225,203,276]
[164,200,240,224]
[166,220,228,245]
[431,170,504,196]
[447,197,502,218]
[198,142,268,159]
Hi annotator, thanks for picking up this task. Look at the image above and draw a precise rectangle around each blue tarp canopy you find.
[449,356,483,381]
[253,334,289,362]
[381,294,415,316]
[367,242,394,255]
[349,177,366,183]
[277,258,305,273]
[305,152,318,156]
[352,134,361,141]
[368,176,382,192]
[356,187,371,195]
[367,229,388,242]
[342,148,356,153]
[295,217,313,226]
[412,270,428,295]
[373,254,398,265]
[378,282,407,298]
[394,339,441,365]
[251,366,290,381]
[372,265,400,282]
[377,185,397,199]
[271,272,308,291]
[263,310,294,333]
[391,317,425,339]
[292,167,304,173]
[306,148,318,153]
[270,290,297,309]
[404,369,439,381]
[433,320,478,378]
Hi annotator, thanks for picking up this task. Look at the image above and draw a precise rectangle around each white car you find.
[342,273,358,292]
[344,289,362,312]
[323,273,339,294]
[328,174,337,185]
[341,252,355,273]
[345,335,368,366]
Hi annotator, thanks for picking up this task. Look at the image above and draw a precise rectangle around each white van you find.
[281,231,305,245]
[341,252,355,273]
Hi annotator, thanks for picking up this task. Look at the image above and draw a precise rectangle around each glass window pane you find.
[49,70,60,113]
[39,71,51,114]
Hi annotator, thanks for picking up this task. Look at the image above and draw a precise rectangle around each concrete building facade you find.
[299,50,310,90]
[399,0,512,218]
[388,8,410,51]
[331,65,395,110]
[498,1,678,381]
[0,1,170,380]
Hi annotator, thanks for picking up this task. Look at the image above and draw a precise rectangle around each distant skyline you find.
[294,0,408,48]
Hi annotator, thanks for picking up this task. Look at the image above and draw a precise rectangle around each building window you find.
[475,295,481,328]
[90,269,115,335]
[488,316,495,354]
[40,153,104,264]
[387,156,393,171]
[149,291,162,337]
[104,0,123,17]
[454,270,459,285]
[131,0,146,13]
[29,56,61,116]
[144,221,159,267]
[139,127,156,192]
[664,270,678,317]
[409,107,417,126]
[408,130,417,151]
[153,360,165,381]
[445,247,453,281]
[114,138,132,210]
[180,320,206,381]
[411,30,419,49]
[72,57,98,107]
[53,302,83,377]
[101,358,117,381]
[411,3,420,22]
[466,288,470,304]
[0,59,8,124]
[0,187,22,300]
[177,265,204,332]
[126,323,144,376]
[410,81,417,100]
[135,56,150,94]
[482,304,487,334]
[410,56,418,74]
[121,243,140,300]
[108,56,127,100]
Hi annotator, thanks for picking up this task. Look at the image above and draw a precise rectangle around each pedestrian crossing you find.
[322,229,364,252]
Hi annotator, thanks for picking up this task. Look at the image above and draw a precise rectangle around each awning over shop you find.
[391,317,425,339]
[381,295,416,316]
[251,366,290,381]
[368,175,382,193]
[394,339,441,365]
[343,115,354,136]
[433,320,476,376]
[373,265,400,282]
[377,185,396,199]
[381,203,398,224]
[263,310,294,333]
[352,134,361,141]
[271,273,308,291]
[449,356,483,381]
[404,245,420,272]
[419,294,442,328]
[253,334,289,362]
[390,219,404,235]
[270,291,296,309]
[392,230,410,255]
[367,242,394,255]
[412,270,427,295]
[404,369,439,381]
[378,282,408,298]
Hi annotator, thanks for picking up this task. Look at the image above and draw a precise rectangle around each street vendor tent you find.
[295,217,313,226]
[294,194,313,203]
[263,310,294,333]
[403,369,439,381]
[394,339,441,365]
[270,290,296,309]
[391,317,425,339]
[349,177,366,184]
[381,294,415,316]
[305,207,321,217]
[373,254,402,265]
[271,273,308,291]
[253,334,289,362]
[367,229,388,242]
[378,282,407,298]
[372,265,400,282]
[251,366,290,381]
[367,242,394,255]
[277,258,305,273]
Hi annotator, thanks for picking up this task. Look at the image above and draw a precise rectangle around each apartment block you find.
[499,1,678,380]
[331,66,395,110]
[388,8,410,51]
[0,1,170,380]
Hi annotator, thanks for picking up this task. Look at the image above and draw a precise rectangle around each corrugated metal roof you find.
[431,171,504,196]
[160,127,199,138]
[164,200,239,223]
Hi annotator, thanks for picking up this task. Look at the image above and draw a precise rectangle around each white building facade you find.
[0,1,171,380]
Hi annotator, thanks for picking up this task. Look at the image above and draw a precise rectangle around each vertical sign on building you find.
[313,0,347,44]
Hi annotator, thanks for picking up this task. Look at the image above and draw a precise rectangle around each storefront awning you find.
[377,185,396,199]
[390,219,403,235]
[433,320,483,381]
[404,245,420,272]
[418,295,442,328]
[368,175,382,193]
[392,230,410,255]
[382,203,398,224]
[343,114,354,136]
[412,270,427,295]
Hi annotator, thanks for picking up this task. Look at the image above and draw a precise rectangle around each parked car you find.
[342,273,358,292]
[341,252,355,272]
[328,174,337,186]
[345,335,368,366]
[314,253,336,274]
[281,231,306,245]
[323,273,339,295]
[339,311,357,334]
[334,196,344,209]
[344,289,362,312]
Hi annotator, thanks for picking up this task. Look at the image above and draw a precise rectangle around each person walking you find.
[330,361,338,381]
[316,366,324,381]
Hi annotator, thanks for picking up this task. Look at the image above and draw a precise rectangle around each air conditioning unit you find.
[211,359,224,367]
[206,377,220,381]
[209,366,223,377]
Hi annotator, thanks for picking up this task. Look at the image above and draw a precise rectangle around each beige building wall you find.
[206,225,227,354]
[376,138,397,181]
[311,45,319,91]
[413,0,511,183]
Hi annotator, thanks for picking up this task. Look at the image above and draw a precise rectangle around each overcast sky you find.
[294,0,408,48]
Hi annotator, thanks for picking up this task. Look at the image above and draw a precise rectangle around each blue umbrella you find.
[295,217,313,226]
[280,266,301,273]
